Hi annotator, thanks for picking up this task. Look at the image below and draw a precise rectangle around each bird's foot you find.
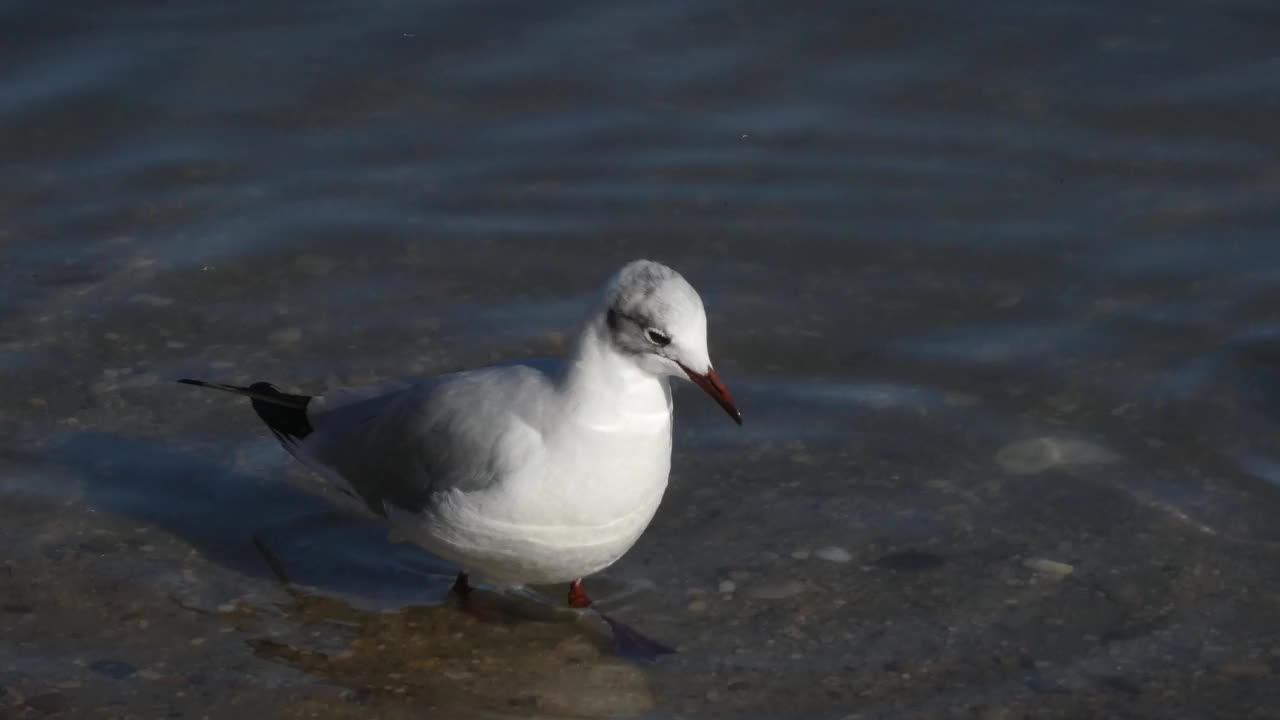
[567,578,593,609]
[449,572,514,624]
[450,571,472,599]
[567,579,674,661]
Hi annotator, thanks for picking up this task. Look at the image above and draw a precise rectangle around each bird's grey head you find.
[601,259,742,424]
[603,260,709,374]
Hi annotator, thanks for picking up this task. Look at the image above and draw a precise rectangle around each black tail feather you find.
[178,378,314,443]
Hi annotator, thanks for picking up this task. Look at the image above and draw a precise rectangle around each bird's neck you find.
[557,314,670,430]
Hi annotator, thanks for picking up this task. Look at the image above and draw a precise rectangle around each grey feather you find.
[297,363,558,516]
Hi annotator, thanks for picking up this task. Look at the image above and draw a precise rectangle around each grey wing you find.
[293,365,554,516]
[292,379,442,515]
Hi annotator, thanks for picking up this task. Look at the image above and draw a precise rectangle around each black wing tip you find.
[177,378,245,394]
[254,398,314,443]
[175,377,314,441]
[248,384,314,442]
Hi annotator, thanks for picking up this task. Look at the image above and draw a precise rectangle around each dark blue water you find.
[2,2,1279,717]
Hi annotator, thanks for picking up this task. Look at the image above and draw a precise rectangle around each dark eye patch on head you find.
[606,306,674,354]
[607,307,654,332]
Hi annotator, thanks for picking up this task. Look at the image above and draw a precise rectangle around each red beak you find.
[679,363,743,425]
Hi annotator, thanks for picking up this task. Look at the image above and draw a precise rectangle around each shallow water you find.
[3,1,1280,717]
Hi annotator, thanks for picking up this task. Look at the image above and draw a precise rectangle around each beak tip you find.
[679,362,743,426]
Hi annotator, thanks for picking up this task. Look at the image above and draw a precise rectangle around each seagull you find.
[179,259,741,625]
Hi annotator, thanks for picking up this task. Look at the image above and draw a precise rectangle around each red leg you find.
[567,578,674,659]
[567,578,592,609]
[451,572,506,623]
[451,571,472,598]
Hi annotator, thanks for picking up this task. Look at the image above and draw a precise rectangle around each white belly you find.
[402,481,667,585]
[391,421,673,585]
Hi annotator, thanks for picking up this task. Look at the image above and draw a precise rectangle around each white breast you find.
[395,377,675,585]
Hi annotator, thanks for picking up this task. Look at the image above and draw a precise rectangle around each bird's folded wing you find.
[295,366,554,517]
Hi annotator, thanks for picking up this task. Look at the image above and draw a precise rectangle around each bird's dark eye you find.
[644,328,671,347]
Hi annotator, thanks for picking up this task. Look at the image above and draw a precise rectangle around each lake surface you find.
[2,1,1279,717]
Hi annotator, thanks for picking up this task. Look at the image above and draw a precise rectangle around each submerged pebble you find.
[269,327,304,345]
[977,705,1014,720]
[25,692,68,714]
[996,437,1120,475]
[815,546,852,563]
[747,580,808,600]
[1218,661,1271,677]
[1023,557,1074,578]
[873,550,945,571]
[130,294,173,307]
[295,255,337,275]
[89,659,137,679]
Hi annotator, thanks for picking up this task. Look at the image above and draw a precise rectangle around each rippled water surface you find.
[3,1,1280,718]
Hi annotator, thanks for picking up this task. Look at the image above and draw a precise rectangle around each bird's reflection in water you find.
[232,589,656,719]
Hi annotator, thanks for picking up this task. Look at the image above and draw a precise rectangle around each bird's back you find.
[297,362,560,517]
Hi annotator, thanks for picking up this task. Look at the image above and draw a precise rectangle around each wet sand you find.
[4,0,1280,717]
[4,421,1279,718]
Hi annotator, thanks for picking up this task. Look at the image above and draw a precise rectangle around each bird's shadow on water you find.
[40,431,675,662]
[44,430,457,609]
